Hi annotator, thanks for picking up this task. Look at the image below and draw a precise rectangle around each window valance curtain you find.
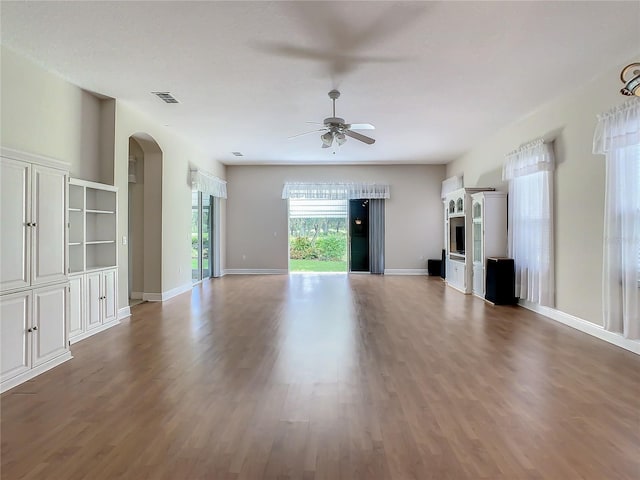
[441,175,463,199]
[190,169,227,198]
[593,98,640,339]
[281,182,390,200]
[594,98,640,154]
[503,139,554,180]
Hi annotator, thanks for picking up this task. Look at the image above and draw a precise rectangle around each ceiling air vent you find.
[152,92,179,104]
[231,152,244,157]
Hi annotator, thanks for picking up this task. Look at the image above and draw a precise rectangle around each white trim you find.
[130,291,143,300]
[142,283,193,302]
[118,306,131,320]
[1,352,72,394]
[161,283,193,301]
[1,146,70,171]
[383,269,428,276]
[224,269,288,275]
[519,300,640,355]
[69,319,120,344]
[69,177,118,192]
[142,292,163,302]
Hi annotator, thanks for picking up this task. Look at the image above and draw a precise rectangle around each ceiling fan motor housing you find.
[324,117,346,130]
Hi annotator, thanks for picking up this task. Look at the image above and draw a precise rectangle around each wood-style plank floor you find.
[2,275,639,479]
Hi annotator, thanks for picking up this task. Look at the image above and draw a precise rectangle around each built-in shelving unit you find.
[68,179,117,274]
[67,178,119,344]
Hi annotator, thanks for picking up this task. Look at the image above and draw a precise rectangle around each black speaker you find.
[427,259,442,276]
[440,249,446,279]
[485,258,516,305]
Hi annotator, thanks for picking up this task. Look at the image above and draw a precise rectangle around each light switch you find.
[122,235,127,245]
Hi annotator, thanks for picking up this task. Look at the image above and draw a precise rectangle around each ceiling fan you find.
[290,90,375,148]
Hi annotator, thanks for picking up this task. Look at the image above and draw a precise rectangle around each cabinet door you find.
[0,291,31,382]
[86,272,102,330]
[68,275,85,339]
[0,159,31,292]
[31,165,67,286]
[102,269,117,324]
[32,285,68,367]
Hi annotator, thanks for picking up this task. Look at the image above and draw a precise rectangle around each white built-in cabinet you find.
[67,178,119,344]
[471,192,508,298]
[444,187,497,294]
[0,149,72,393]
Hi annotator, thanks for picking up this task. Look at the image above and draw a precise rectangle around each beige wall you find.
[114,103,226,307]
[446,55,640,326]
[1,46,227,310]
[225,165,446,271]
[1,46,112,183]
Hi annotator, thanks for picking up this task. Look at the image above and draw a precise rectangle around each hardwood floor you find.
[2,274,639,479]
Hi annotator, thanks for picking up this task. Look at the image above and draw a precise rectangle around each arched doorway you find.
[127,134,162,305]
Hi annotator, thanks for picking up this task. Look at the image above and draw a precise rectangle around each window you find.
[594,98,640,338]
[502,139,555,307]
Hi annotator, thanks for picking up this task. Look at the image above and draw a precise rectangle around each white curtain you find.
[282,182,390,200]
[594,98,640,339]
[441,175,463,199]
[190,169,227,198]
[503,139,555,307]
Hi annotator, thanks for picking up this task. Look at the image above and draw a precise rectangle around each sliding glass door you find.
[192,191,212,283]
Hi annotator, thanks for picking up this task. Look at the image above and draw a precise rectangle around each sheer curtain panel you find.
[503,139,555,307]
[594,98,640,339]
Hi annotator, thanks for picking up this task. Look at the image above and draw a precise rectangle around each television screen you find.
[455,225,465,254]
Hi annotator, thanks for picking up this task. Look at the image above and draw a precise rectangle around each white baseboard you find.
[141,283,194,302]
[519,300,640,355]
[384,269,428,276]
[161,283,193,301]
[224,269,288,275]
[69,319,120,345]
[142,292,163,302]
[130,291,143,300]
[118,306,131,320]
[1,351,73,394]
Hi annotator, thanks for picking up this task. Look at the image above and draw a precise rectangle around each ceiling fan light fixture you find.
[335,133,347,146]
[321,131,334,146]
[620,63,640,96]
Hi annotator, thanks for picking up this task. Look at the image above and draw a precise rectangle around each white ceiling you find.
[1,1,638,165]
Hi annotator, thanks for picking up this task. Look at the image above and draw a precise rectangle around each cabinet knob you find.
[27,328,33,333]
[32,326,38,331]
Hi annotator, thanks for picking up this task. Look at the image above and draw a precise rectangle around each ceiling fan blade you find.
[306,121,326,126]
[347,123,375,130]
[344,129,375,145]
[288,129,325,139]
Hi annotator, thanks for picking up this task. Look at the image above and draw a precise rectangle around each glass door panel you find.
[192,191,201,283]
[202,195,211,278]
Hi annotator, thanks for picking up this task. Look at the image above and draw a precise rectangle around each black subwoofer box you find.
[485,258,516,305]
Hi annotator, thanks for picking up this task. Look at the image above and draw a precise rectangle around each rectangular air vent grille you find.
[231,152,244,157]
[152,92,179,104]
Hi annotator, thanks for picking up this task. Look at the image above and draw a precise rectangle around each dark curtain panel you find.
[369,199,385,274]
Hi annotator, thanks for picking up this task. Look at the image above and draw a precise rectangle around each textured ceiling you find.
[1,1,638,165]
